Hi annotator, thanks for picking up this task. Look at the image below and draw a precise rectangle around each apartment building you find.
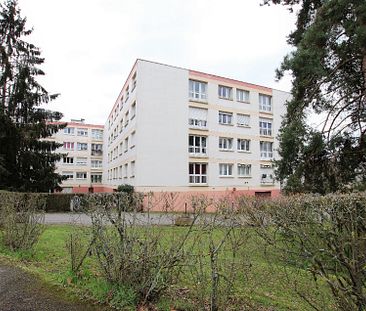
[104,59,290,197]
[50,119,105,193]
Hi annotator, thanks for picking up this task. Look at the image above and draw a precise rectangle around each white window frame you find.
[77,142,88,151]
[218,111,233,125]
[260,141,273,159]
[91,160,102,168]
[189,135,207,155]
[77,128,88,136]
[259,94,272,112]
[237,139,250,152]
[130,161,135,177]
[236,89,250,102]
[189,163,207,184]
[238,164,251,177]
[63,142,74,150]
[219,137,233,151]
[237,113,250,127]
[91,174,102,183]
[63,157,74,164]
[218,85,232,100]
[76,157,87,166]
[63,127,74,135]
[76,172,87,179]
[219,163,233,176]
[124,137,129,152]
[189,80,207,101]
[91,129,103,140]
[259,118,273,136]
[62,171,74,179]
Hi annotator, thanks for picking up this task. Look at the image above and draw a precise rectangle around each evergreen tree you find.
[264,0,366,193]
[0,0,66,192]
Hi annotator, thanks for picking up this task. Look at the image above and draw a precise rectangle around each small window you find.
[238,164,251,177]
[132,72,137,91]
[237,139,250,152]
[260,141,273,159]
[259,94,272,112]
[63,142,74,150]
[62,171,74,179]
[189,80,207,100]
[91,174,102,183]
[237,114,250,127]
[76,172,87,179]
[77,128,88,136]
[124,137,129,152]
[125,86,130,102]
[63,157,74,164]
[124,163,128,178]
[131,161,135,177]
[76,157,87,166]
[91,160,102,168]
[219,163,233,176]
[131,102,136,119]
[237,89,250,102]
[218,111,233,125]
[77,143,88,151]
[259,118,272,136]
[64,127,74,135]
[189,135,207,155]
[189,163,207,184]
[218,85,232,100]
[219,137,233,150]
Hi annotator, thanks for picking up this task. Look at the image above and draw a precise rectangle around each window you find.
[120,97,124,110]
[189,163,207,184]
[218,111,233,125]
[219,137,233,150]
[119,119,123,133]
[91,129,103,140]
[91,160,102,168]
[132,72,137,91]
[189,135,207,155]
[189,80,207,100]
[64,127,74,135]
[124,163,128,178]
[62,171,73,179]
[237,139,250,152]
[259,94,272,112]
[260,141,273,159]
[261,173,274,184]
[77,143,88,151]
[237,114,250,127]
[76,172,87,179]
[125,86,130,102]
[63,142,74,150]
[91,143,103,156]
[131,102,136,119]
[238,164,251,177]
[218,85,232,100]
[237,89,249,102]
[77,128,88,136]
[124,137,129,152]
[91,174,102,183]
[130,131,136,148]
[76,157,87,166]
[189,107,208,129]
[131,161,135,177]
[259,118,272,136]
[219,163,233,176]
[63,157,74,164]
[125,111,129,127]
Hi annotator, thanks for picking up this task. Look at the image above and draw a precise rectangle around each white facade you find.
[50,120,104,193]
[104,59,290,195]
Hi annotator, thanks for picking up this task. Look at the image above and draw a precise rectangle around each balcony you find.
[91,149,103,156]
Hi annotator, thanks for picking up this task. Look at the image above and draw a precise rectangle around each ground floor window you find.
[189,163,207,184]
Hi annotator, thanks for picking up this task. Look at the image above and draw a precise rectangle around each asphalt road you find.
[0,261,111,311]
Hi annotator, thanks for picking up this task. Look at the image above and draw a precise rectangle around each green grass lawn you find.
[0,225,336,311]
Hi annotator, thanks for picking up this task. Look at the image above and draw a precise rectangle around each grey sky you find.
[18,0,296,125]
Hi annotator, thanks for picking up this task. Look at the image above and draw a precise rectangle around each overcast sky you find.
[17,0,296,125]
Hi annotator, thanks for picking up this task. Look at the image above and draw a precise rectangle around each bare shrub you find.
[0,192,45,251]
[187,196,251,311]
[243,192,366,311]
[80,192,199,305]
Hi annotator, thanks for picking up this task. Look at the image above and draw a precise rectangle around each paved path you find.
[0,261,111,311]
[45,212,177,225]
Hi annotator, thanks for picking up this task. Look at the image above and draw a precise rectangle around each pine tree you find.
[0,0,66,192]
[264,0,366,193]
